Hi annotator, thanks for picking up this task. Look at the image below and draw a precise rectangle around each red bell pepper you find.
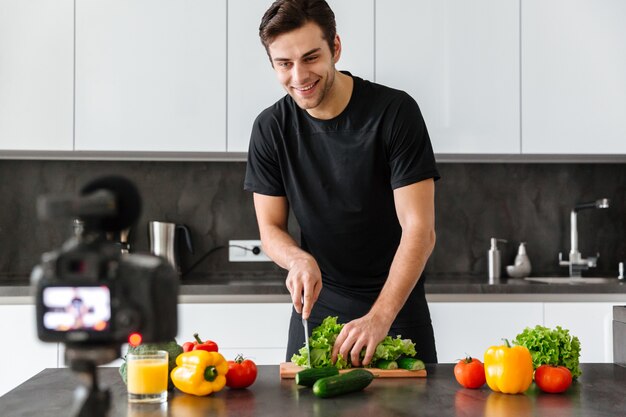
[182,333,219,353]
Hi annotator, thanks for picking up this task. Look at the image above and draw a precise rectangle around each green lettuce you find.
[291,316,417,369]
[513,325,582,378]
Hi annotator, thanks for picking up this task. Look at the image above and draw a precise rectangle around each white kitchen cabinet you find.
[177,303,292,364]
[0,0,73,151]
[429,302,543,363]
[227,0,374,152]
[521,0,626,154]
[0,305,58,396]
[328,0,375,82]
[376,0,520,154]
[544,302,618,363]
[226,0,285,153]
[75,0,227,152]
[431,301,619,365]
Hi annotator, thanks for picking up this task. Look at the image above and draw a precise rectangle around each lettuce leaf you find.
[513,325,582,378]
[291,316,417,369]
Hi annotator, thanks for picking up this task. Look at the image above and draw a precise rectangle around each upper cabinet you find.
[227,0,285,153]
[4,1,625,157]
[521,0,626,154]
[227,0,374,152]
[376,0,520,154]
[0,0,73,151]
[329,0,375,82]
[75,0,227,152]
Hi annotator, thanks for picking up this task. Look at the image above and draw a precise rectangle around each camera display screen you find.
[42,286,111,332]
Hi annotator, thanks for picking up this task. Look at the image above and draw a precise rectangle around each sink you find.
[524,277,622,284]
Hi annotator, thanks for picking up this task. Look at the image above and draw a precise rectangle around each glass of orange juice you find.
[127,350,169,403]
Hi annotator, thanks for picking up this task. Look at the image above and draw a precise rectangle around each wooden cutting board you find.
[279,362,427,378]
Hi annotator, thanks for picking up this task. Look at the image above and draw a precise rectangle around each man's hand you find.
[252,193,323,320]
[285,256,322,320]
[331,313,392,367]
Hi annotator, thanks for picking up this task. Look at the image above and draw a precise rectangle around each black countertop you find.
[2,272,626,301]
[1,364,625,417]
[180,272,626,293]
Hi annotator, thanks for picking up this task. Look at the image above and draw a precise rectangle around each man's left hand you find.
[331,313,392,367]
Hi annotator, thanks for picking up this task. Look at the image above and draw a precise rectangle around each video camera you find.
[31,176,178,351]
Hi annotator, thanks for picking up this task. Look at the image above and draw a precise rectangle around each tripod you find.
[66,345,120,417]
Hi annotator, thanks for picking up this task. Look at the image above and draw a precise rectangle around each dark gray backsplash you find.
[0,160,624,281]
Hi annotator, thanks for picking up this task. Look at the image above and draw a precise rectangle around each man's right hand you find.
[285,255,322,320]
[251,193,322,319]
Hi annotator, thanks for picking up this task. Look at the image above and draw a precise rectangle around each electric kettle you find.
[148,221,194,274]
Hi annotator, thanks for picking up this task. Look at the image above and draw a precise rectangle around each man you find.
[244,0,439,366]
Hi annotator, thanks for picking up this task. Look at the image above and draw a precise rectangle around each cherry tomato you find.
[534,365,572,393]
[226,355,258,389]
[454,356,486,389]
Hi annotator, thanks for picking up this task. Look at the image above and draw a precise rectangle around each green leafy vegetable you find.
[513,325,581,378]
[291,316,417,369]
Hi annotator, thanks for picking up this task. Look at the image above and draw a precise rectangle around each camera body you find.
[32,176,178,349]
[33,235,178,346]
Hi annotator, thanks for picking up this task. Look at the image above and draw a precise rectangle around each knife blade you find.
[302,317,311,369]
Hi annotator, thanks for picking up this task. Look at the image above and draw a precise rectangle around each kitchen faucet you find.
[559,198,610,277]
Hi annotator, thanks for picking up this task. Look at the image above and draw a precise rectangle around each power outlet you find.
[228,240,272,262]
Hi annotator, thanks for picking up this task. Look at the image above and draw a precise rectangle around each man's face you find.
[268,22,340,112]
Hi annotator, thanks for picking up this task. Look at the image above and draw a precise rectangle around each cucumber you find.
[374,360,398,370]
[295,367,339,387]
[397,357,425,371]
[312,369,374,398]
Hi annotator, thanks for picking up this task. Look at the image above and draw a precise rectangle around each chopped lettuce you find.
[291,316,417,369]
[513,325,582,378]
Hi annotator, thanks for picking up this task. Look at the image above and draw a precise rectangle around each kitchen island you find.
[1,364,625,417]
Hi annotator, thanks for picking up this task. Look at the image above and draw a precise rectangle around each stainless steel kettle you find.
[148,221,194,274]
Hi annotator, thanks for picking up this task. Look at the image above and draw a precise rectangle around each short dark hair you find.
[259,0,336,58]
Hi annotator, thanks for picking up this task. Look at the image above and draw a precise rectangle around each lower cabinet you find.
[429,302,544,363]
[543,302,618,363]
[0,305,58,397]
[177,303,293,365]
[174,301,623,365]
[430,301,623,364]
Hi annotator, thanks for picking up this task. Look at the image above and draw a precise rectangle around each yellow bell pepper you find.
[171,350,229,396]
[484,339,533,394]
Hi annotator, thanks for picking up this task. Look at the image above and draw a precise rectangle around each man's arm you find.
[253,193,322,319]
[331,178,436,366]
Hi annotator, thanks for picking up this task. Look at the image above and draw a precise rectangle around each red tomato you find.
[454,356,486,389]
[534,365,572,393]
[226,355,258,389]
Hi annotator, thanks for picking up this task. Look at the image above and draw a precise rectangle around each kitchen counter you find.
[2,273,626,304]
[1,364,625,417]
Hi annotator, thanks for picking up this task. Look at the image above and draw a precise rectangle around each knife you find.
[302,316,311,369]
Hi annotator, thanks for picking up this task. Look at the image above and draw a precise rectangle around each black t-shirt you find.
[244,74,439,299]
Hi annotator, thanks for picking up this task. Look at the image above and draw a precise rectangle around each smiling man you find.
[244,0,440,366]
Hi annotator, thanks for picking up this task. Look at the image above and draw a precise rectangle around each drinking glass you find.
[127,350,168,403]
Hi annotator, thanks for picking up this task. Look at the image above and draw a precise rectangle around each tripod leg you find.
[70,361,111,417]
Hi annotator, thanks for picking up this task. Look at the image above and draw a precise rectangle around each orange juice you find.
[127,357,168,394]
